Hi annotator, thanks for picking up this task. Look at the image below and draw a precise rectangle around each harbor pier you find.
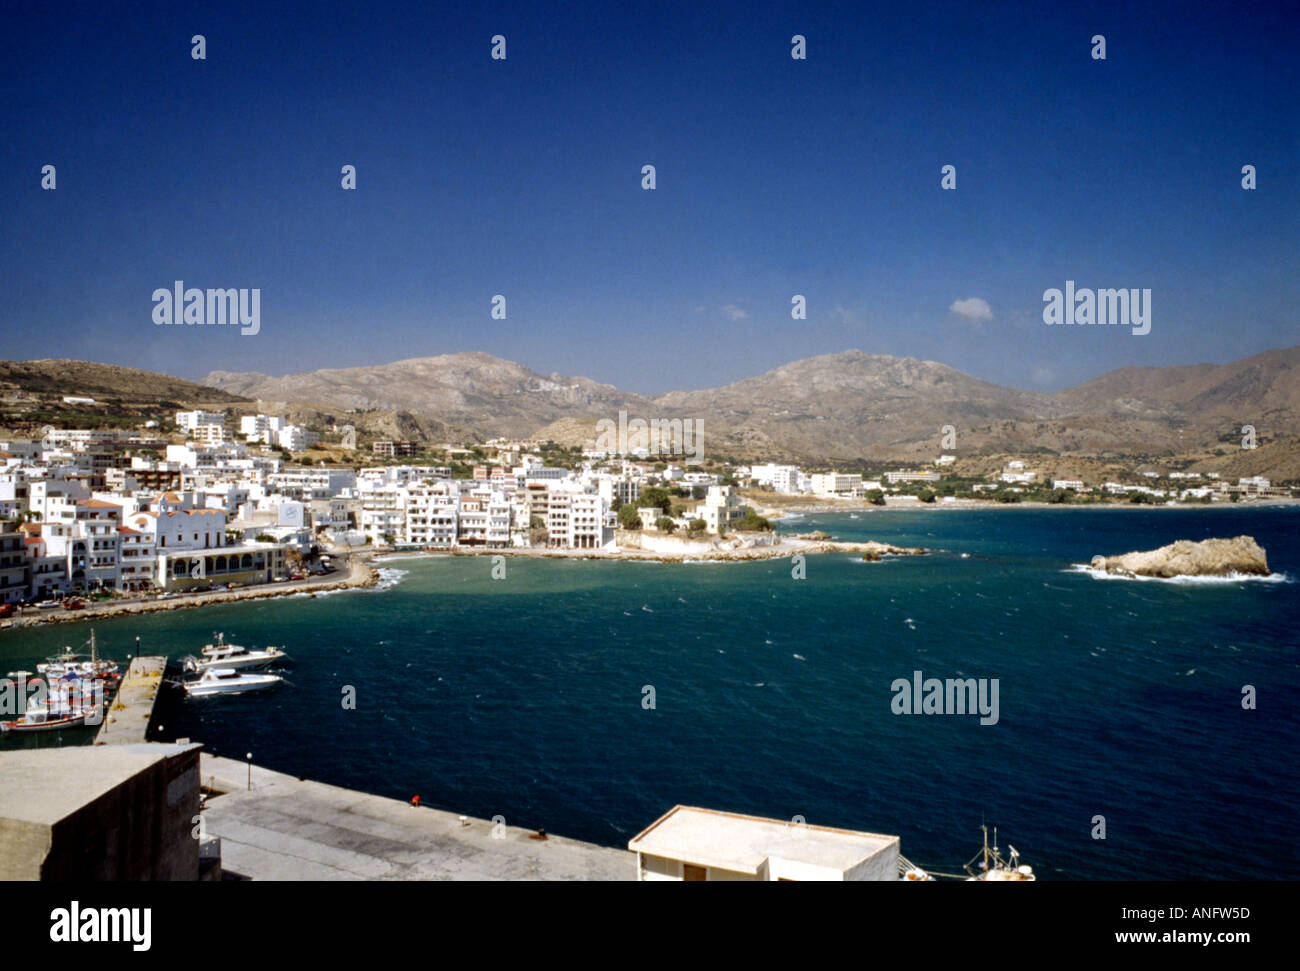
[199,754,636,880]
[94,655,168,746]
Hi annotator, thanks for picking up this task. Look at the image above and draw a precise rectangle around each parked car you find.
[0,603,16,618]
[64,600,86,610]
[289,573,306,581]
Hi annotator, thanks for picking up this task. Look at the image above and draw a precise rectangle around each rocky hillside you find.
[205,352,655,440]
[185,342,1297,478]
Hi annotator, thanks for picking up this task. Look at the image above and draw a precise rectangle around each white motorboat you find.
[183,668,283,697]
[183,633,289,674]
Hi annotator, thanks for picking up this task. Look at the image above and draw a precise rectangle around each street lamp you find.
[246,752,252,790]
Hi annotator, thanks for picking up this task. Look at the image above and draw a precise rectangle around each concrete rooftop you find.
[200,755,634,880]
[628,805,899,874]
[0,742,200,825]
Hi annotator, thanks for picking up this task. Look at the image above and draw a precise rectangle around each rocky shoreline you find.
[391,536,928,564]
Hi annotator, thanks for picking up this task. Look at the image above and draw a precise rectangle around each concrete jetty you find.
[199,754,635,880]
[94,655,167,746]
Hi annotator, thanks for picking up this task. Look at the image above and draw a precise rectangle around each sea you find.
[2,505,1297,880]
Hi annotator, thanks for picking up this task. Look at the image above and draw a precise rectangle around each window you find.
[682,864,707,882]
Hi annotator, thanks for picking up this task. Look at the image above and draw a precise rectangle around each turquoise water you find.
[3,506,1297,879]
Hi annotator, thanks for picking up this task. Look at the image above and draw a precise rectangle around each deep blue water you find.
[3,506,1297,879]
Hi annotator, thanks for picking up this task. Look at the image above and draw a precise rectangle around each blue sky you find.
[2,0,1296,394]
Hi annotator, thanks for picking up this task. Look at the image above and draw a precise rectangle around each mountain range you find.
[201,346,1300,477]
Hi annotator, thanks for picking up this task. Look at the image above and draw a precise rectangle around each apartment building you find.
[884,470,940,485]
[268,468,357,501]
[239,414,287,443]
[0,524,28,604]
[811,472,864,495]
[277,425,319,452]
[547,491,605,549]
[117,525,156,591]
[175,410,226,433]
[403,483,459,548]
[372,440,419,458]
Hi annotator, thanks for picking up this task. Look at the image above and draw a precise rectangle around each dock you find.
[199,754,636,880]
[94,655,167,746]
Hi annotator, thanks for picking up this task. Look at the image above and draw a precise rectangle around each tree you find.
[618,504,642,529]
[655,517,677,533]
[916,489,936,504]
[688,518,707,534]
[865,488,886,506]
[638,487,673,513]
[733,512,774,531]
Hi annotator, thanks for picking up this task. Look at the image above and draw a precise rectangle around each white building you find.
[276,425,319,452]
[175,410,226,433]
[239,414,288,443]
[884,470,940,485]
[810,473,863,496]
[628,806,900,882]
[547,490,605,549]
[695,485,745,534]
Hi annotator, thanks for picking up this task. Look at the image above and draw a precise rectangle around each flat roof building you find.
[0,742,201,880]
[628,805,900,881]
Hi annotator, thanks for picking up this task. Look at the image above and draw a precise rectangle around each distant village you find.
[0,406,1293,605]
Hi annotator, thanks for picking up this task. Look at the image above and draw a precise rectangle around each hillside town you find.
[0,408,1293,607]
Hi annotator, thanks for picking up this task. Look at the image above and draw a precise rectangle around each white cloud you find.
[949,297,993,321]
[721,304,749,322]
[830,305,856,325]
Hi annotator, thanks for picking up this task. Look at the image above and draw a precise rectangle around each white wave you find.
[1067,565,1290,585]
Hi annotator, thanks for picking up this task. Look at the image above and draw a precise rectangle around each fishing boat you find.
[1,701,92,733]
[963,824,1035,881]
[181,632,290,674]
[36,631,121,683]
[183,668,283,697]
[897,825,1035,882]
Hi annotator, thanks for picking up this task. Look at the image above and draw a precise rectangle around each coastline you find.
[376,537,927,564]
[0,555,380,632]
[8,500,1295,630]
[748,496,1300,519]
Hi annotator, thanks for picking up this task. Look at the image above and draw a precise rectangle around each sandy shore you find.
[0,555,380,632]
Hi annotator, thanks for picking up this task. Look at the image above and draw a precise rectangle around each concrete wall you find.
[0,746,200,880]
[845,839,900,881]
[615,530,715,554]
